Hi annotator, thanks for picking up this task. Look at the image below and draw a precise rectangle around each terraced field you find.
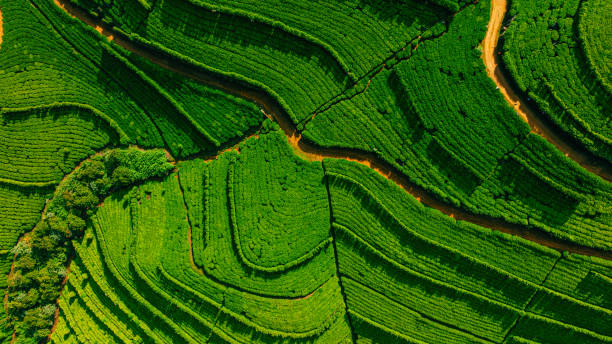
[0,0,610,343]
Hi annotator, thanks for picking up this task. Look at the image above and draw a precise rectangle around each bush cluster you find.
[5,149,172,343]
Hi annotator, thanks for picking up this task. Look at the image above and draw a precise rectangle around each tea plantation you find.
[0,0,610,343]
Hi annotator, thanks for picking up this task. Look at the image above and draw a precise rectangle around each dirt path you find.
[51,0,612,260]
[0,9,3,49]
[482,0,612,181]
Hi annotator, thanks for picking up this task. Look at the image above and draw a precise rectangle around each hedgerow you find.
[510,313,612,344]
[198,150,336,297]
[2,0,269,158]
[543,253,612,311]
[5,148,173,343]
[0,184,51,288]
[72,224,170,343]
[68,0,353,124]
[0,0,163,149]
[0,102,122,295]
[164,0,448,79]
[342,276,492,344]
[336,225,519,343]
[502,0,612,163]
[145,165,348,339]
[39,133,612,344]
[125,52,265,147]
[526,288,612,337]
[2,0,612,342]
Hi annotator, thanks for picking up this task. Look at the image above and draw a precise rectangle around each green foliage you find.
[0,0,273,158]
[326,159,612,343]
[1,0,611,342]
[230,132,331,269]
[67,0,452,123]
[502,0,612,162]
[198,133,336,296]
[0,184,50,288]
[303,0,612,251]
[0,106,120,186]
[579,0,612,93]
[6,148,172,342]
[125,52,265,146]
[48,130,351,343]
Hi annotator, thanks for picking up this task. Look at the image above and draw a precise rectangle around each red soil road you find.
[52,0,612,261]
[482,0,612,181]
[0,9,3,49]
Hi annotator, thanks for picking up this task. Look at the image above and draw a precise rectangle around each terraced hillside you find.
[502,0,612,163]
[0,0,610,343]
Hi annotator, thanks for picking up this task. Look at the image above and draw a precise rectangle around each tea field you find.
[0,0,610,343]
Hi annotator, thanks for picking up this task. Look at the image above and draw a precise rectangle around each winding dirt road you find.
[482,0,612,181]
[0,9,4,49]
[51,0,612,259]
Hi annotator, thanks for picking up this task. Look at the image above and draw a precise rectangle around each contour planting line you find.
[322,162,357,344]
[301,1,480,127]
[33,0,173,155]
[226,159,334,274]
[51,0,612,260]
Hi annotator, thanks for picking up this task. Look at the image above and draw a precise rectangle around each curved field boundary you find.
[53,0,612,260]
[482,0,612,181]
[0,178,56,188]
[0,102,127,188]
[578,0,612,100]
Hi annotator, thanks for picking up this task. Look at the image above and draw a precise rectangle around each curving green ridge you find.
[304,1,612,251]
[0,0,611,342]
[230,131,331,270]
[50,130,351,343]
[39,126,612,344]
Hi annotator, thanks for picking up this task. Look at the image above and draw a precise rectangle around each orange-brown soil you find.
[482,0,612,181]
[50,0,612,263]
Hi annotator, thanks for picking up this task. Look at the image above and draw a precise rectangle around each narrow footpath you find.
[0,9,4,49]
[53,0,612,260]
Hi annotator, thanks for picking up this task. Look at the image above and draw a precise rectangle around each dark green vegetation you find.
[0,0,611,342]
[0,0,263,291]
[34,128,612,343]
[51,130,351,343]
[65,0,455,124]
[6,148,173,343]
[326,159,612,343]
[65,0,612,250]
[502,0,612,163]
[303,1,612,250]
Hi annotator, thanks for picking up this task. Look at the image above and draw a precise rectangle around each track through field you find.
[0,9,3,48]
[52,0,612,260]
